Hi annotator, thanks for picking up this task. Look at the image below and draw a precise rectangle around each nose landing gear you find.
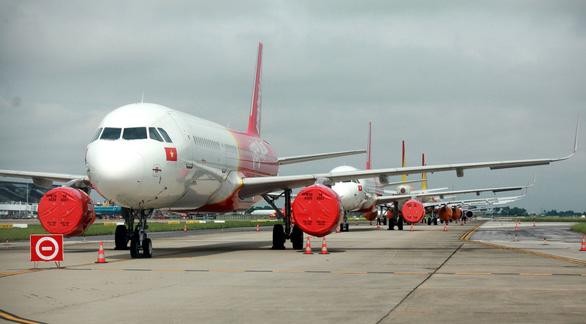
[117,208,153,258]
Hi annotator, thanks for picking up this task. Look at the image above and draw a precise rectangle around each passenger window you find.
[100,127,122,140]
[123,127,147,140]
[92,128,103,142]
[157,128,173,143]
[149,127,164,142]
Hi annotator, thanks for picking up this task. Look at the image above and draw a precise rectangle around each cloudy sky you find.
[1,1,584,213]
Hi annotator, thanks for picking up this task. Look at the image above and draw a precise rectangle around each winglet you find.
[247,42,263,137]
[572,115,579,154]
[366,122,372,170]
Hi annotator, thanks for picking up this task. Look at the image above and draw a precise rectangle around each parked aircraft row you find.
[0,42,578,258]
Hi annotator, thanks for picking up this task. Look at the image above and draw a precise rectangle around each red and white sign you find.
[165,147,178,161]
[30,234,64,262]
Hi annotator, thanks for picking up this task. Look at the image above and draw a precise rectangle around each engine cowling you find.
[38,187,96,237]
[401,199,425,223]
[437,206,453,223]
[292,184,343,237]
[451,207,462,221]
[465,210,474,218]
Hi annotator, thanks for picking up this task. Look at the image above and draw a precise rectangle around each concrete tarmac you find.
[0,221,584,324]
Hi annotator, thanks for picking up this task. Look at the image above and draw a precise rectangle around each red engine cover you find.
[292,184,342,237]
[437,206,452,222]
[401,199,425,223]
[38,187,96,237]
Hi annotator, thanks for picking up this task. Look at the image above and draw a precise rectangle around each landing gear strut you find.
[263,189,303,250]
[387,202,404,231]
[118,208,153,258]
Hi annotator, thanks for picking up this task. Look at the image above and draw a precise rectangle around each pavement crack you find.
[376,243,464,324]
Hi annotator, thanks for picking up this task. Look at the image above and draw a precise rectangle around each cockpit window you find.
[100,127,121,140]
[123,127,147,140]
[157,128,173,143]
[148,127,164,142]
[91,128,103,142]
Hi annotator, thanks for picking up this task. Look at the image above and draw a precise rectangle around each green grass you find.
[0,220,277,242]
[571,223,586,234]
[516,217,586,223]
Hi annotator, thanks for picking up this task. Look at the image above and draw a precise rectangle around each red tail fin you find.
[366,121,372,170]
[401,140,407,182]
[421,153,428,191]
[247,42,263,137]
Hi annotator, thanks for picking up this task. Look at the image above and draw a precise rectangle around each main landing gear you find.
[115,208,153,258]
[262,189,304,250]
[386,202,404,231]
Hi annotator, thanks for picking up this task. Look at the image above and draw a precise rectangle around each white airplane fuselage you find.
[86,103,278,211]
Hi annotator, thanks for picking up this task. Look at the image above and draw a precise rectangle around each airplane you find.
[0,42,579,258]
[328,125,532,232]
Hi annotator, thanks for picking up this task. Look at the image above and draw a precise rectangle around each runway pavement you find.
[0,220,584,324]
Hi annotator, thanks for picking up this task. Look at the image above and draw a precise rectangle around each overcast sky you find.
[1,1,584,213]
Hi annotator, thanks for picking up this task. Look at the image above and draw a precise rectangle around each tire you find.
[398,216,404,231]
[130,232,140,258]
[272,224,286,250]
[142,238,152,258]
[290,226,304,250]
[114,225,128,250]
[388,217,395,230]
[427,217,432,226]
[433,218,438,226]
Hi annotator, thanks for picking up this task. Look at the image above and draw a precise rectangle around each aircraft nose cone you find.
[87,143,145,205]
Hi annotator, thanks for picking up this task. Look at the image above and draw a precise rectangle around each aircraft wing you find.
[0,169,86,187]
[239,151,573,198]
[277,149,366,165]
[374,185,527,205]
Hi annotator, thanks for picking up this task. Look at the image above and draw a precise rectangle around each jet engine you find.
[401,199,425,223]
[437,206,453,223]
[37,187,96,237]
[465,210,474,218]
[292,184,343,237]
[451,207,463,221]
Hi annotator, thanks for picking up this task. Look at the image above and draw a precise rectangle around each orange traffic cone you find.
[304,236,313,255]
[96,241,107,263]
[183,223,188,232]
[320,237,329,255]
[514,222,519,231]
[580,235,586,252]
[409,223,414,232]
[443,223,448,232]
[256,224,260,232]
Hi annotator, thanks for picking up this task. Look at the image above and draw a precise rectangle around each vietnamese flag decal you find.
[165,147,178,161]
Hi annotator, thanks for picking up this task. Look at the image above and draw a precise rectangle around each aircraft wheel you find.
[114,225,129,250]
[388,218,395,230]
[142,238,152,258]
[398,217,404,231]
[427,217,432,226]
[290,226,304,250]
[272,224,286,250]
[130,232,140,258]
[433,218,438,226]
